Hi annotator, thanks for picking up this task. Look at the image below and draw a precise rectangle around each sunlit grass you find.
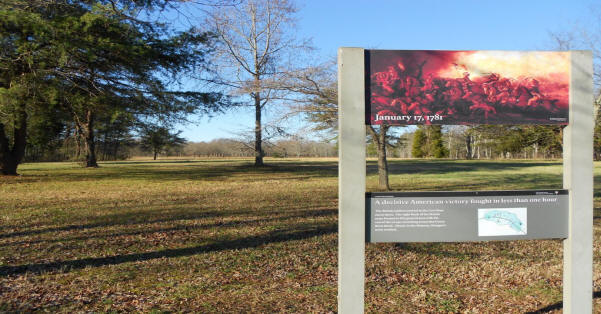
[0,158,598,312]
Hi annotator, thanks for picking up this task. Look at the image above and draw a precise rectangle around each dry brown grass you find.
[0,158,598,312]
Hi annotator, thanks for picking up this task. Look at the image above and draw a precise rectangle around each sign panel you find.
[366,190,568,242]
[366,50,570,125]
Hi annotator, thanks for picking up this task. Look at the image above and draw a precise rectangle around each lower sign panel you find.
[366,190,568,243]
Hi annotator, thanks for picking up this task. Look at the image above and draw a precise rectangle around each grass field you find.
[0,158,600,312]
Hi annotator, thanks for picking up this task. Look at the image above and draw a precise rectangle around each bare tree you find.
[548,30,601,91]
[206,0,310,166]
[548,9,601,159]
[278,61,338,137]
[281,61,402,190]
[367,125,390,190]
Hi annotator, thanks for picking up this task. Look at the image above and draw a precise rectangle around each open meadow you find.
[1,158,600,312]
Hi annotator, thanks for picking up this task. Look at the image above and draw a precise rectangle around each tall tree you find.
[54,3,222,167]
[0,2,58,175]
[0,0,227,174]
[464,128,473,159]
[411,127,427,158]
[0,84,29,175]
[428,125,449,158]
[206,0,310,166]
[140,126,186,160]
[412,126,449,158]
[96,112,136,161]
[549,19,601,159]
[281,61,405,190]
[277,62,338,139]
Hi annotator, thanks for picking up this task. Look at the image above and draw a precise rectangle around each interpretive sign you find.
[338,48,593,313]
[366,190,568,243]
[366,50,570,125]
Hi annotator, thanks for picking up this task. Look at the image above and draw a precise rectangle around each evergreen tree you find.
[412,127,427,158]
[428,125,449,158]
[0,4,57,174]
[140,126,186,160]
[0,0,227,174]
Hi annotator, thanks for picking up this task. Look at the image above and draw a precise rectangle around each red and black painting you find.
[366,50,570,125]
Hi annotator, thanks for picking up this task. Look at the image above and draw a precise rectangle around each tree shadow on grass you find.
[525,291,601,313]
[100,160,232,165]
[0,208,336,248]
[383,173,563,193]
[8,161,339,184]
[595,176,601,198]
[10,160,565,185]
[375,160,562,176]
[0,208,253,239]
[368,160,565,192]
[0,224,336,277]
[0,204,334,240]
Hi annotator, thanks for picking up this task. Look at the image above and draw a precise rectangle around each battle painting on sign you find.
[366,50,570,125]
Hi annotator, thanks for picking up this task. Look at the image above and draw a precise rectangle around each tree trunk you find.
[484,141,488,159]
[254,92,264,166]
[74,124,83,160]
[377,125,391,190]
[368,125,390,191]
[0,154,18,176]
[83,110,98,168]
[0,106,27,176]
[465,133,472,160]
[0,124,17,174]
[112,139,120,161]
[153,150,158,160]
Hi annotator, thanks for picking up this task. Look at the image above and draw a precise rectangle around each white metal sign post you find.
[338,47,366,314]
[337,48,593,313]
[563,50,593,313]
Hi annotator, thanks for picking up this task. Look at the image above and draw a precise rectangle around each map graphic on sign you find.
[478,208,527,236]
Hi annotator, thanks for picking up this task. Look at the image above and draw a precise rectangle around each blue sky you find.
[178,0,597,142]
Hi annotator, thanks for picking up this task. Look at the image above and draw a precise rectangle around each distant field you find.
[0,158,599,312]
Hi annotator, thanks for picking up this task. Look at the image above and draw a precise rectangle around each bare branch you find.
[203,0,312,165]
